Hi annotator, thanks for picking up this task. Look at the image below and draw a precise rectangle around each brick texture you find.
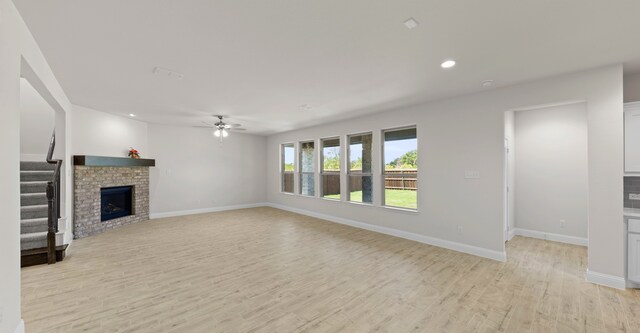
[74,166,150,239]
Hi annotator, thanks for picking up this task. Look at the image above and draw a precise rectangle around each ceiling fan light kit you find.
[213,129,229,138]
[193,115,244,143]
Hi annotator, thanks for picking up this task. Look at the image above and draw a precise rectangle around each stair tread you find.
[21,193,46,197]
[21,204,48,210]
[20,161,57,171]
[21,217,48,224]
[20,232,47,241]
[21,244,67,256]
[21,170,55,181]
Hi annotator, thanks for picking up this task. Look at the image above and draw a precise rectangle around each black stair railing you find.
[46,131,62,264]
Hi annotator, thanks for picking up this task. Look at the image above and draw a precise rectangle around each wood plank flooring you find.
[21,207,640,332]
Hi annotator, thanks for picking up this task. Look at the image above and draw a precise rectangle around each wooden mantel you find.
[73,155,155,167]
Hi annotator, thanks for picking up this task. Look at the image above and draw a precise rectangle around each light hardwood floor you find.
[22,207,640,332]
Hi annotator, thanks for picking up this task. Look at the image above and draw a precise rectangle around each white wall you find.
[148,124,267,217]
[504,111,515,236]
[0,1,73,332]
[266,65,624,279]
[20,78,55,161]
[71,105,148,157]
[625,72,640,103]
[68,103,268,218]
[514,103,588,239]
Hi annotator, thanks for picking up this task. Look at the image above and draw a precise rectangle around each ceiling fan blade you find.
[226,123,242,128]
[192,125,213,128]
[230,128,247,131]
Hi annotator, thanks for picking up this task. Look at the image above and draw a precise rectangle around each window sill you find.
[380,205,419,214]
[279,191,296,196]
[320,196,341,202]
[346,201,374,207]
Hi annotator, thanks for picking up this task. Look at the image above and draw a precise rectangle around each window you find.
[321,138,341,199]
[383,127,417,209]
[348,133,373,203]
[281,143,295,193]
[299,141,315,196]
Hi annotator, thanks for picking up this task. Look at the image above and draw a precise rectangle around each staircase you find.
[20,161,54,250]
[20,158,67,267]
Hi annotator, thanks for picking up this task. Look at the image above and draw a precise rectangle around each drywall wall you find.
[0,1,73,332]
[267,65,624,279]
[504,111,515,237]
[514,102,588,239]
[20,78,55,160]
[71,105,148,157]
[68,102,267,218]
[148,124,267,216]
[625,72,640,102]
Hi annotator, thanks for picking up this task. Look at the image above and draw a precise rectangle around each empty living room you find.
[3,0,640,332]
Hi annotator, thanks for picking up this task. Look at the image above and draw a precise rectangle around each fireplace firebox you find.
[100,186,133,221]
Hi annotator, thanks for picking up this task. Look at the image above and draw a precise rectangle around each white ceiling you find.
[15,0,640,134]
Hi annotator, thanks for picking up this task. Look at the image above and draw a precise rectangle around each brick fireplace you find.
[73,156,155,239]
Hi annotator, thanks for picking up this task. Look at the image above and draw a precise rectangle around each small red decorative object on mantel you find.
[128,147,140,159]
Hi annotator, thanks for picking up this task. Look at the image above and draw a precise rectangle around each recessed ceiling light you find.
[129,113,136,117]
[441,60,456,69]
[481,80,494,87]
[404,18,419,29]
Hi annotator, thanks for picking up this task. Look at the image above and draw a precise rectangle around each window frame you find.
[347,132,373,204]
[320,136,341,200]
[280,142,296,194]
[298,140,316,197]
[381,126,418,211]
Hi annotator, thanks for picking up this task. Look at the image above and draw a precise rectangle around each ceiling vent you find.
[152,66,184,79]
[404,18,419,29]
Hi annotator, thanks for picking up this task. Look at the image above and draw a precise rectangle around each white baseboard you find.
[507,228,516,241]
[13,319,25,333]
[266,203,506,262]
[150,202,269,219]
[586,269,626,290]
[513,228,587,246]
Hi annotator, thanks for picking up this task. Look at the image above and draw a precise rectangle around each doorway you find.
[504,102,589,251]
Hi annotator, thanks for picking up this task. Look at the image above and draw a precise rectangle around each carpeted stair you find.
[20,161,55,251]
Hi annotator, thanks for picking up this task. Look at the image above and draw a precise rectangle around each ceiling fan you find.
[193,115,245,142]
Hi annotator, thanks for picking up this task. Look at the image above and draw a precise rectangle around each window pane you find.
[300,141,315,173]
[349,133,372,173]
[384,127,417,209]
[282,143,294,172]
[384,129,417,171]
[322,138,340,172]
[322,174,340,199]
[282,173,294,193]
[348,175,372,203]
[300,173,315,196]
[383,173,417,209]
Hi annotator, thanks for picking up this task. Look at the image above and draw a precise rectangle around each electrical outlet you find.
[560,219,566,228]
[464,170,480,179]
[630,193,640,201]
[457,225,463,234]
